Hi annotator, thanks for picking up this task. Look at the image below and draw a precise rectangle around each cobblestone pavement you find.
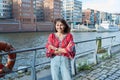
[75,53,120,80]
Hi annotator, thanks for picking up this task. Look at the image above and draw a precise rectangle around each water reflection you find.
[0,32,51,49]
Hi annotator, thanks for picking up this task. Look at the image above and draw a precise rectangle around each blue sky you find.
[81,0,120,13]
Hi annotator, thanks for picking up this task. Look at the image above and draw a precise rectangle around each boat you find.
[71,25,96,32]
[96,21,119,32]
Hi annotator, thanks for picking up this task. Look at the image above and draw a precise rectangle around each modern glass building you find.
[94,10,100,25]
[62,0,82,26]
[90,9,94,25]
[0,0,12,19]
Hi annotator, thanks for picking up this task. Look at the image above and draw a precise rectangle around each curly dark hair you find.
[54,18,70,33]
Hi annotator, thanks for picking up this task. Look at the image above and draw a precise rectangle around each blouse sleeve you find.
[65,34,76,59]
[46,33,55,58]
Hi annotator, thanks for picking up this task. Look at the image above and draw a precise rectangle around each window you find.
[22,0,31,3]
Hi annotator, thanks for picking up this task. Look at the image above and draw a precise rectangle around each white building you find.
[112,14,120,25]
[62,0,82,27]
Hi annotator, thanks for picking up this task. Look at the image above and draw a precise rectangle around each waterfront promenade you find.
[74,51,120,80]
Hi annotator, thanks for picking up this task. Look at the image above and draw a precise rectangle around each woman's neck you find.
[55,32,66,41]
[56,32,64,36]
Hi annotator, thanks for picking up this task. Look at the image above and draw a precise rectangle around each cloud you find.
[82,0,120,13]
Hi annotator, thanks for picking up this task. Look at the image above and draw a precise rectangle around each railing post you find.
[94,37,100,64]
[71,58,76,76]
[108,37,113,58]
[0,51,2,63]
[31,50,37,80]
[0,55,2,63]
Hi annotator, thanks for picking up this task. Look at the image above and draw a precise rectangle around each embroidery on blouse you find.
[54,33,67,47]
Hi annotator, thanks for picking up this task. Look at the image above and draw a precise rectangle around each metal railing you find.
[0,36,115,80]
[72,36,115,75]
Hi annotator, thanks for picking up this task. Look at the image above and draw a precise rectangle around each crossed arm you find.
[48,40,74,55]
[48,45,66,54]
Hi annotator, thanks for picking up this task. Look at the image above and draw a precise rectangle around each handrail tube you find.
[101,36,115,39]
[75,44,110,59]
[75,51,93,59]
[0,61,51,76]
[75,36,115,44]
[0,47,45,56]
[75,39,96,44]
[35,61,50,67]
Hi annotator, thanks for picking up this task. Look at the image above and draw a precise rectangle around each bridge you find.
[1,36,120,80]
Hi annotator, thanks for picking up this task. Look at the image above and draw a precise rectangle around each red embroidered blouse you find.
[46,33,76,59]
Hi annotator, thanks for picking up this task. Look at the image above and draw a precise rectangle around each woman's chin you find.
[57,30,63,33]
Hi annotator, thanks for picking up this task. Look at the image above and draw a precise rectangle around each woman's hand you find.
[48,45,67,54]
[54,48,67,55]
[48,45,57,50]
[58,48,67,53]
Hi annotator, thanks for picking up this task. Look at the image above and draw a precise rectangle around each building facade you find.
[43,0,62,22]
[114,14,120,25]
[82,8,95,26]
[0,0,12,19]
[12,0,36,23]
[12,0,36,31]
[111,14,120,25]
[33,0,44,22]
[94,10,100,25]
[62,0,82,26]
[100,12,112,22]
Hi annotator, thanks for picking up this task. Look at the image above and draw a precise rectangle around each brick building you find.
[12,0,36,31]
[43,0,62,22]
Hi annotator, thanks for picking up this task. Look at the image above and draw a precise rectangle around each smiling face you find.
[54,18,70,33]
[55,21,65,33]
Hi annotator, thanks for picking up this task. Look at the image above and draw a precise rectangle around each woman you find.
[46,18,76,80]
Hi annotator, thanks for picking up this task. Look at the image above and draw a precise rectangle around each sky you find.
[81,0,120,13]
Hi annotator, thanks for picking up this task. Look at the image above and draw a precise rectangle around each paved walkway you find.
[75,52,120,80]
